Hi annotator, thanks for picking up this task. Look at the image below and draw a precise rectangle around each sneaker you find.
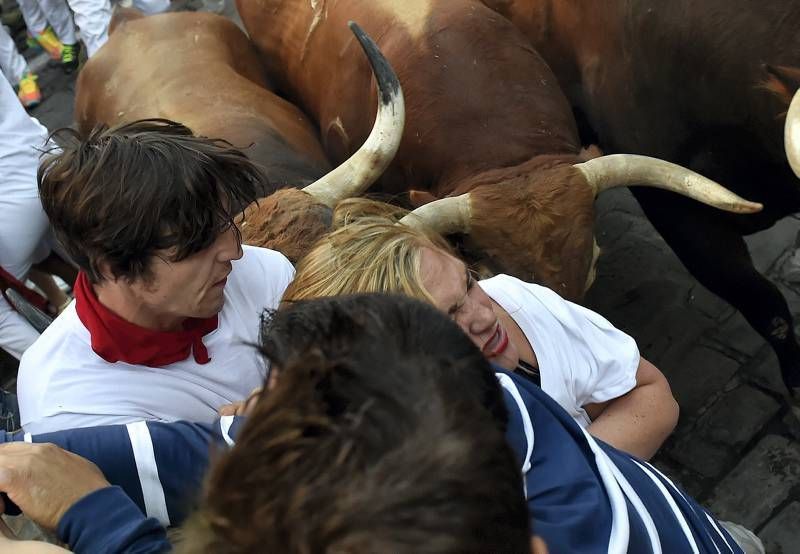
[25,31,43,53]
[16,72,42,109]
[34,26,64,60]
[61,42,80,74]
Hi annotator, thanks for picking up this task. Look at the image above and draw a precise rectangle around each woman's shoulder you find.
[479,274,561,307]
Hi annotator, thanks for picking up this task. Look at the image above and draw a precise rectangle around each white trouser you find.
[0,77,52,357]
[64,0,111,56]
[719,521,765,554]
[0,295,40,359]
[132,0,170,15]
[0,26,29,84]
[17,0,78,45]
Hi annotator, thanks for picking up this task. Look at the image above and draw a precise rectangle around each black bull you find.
[484,0,800,396]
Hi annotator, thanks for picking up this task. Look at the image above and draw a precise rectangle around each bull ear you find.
[762,64,800,107]
[408,190,439,207]
[577,144,603,162]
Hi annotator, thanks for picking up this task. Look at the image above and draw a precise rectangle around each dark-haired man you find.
[17,119,294,434]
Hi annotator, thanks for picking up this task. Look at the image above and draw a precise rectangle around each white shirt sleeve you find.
[238,245,295,308]
[554,297,640,406]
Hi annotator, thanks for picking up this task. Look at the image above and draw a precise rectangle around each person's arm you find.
[584,357,679,459]
[1,417,244,526]
[0,442,170,553]
[58,487,170,553]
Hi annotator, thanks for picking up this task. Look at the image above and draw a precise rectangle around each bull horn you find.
[398,194,472,235]
[786,89,800,179]
[302,21,405,207]
[575,154,763,213]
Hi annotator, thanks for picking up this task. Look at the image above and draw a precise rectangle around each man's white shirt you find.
[18,245,294,433]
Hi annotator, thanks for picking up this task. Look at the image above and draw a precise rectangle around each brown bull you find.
[483,0,800,394]
[236,0,759,301]
[75,10,331,192]
[75,12,405,261]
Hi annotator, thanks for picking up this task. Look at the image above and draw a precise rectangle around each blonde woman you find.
[283,200,679,459]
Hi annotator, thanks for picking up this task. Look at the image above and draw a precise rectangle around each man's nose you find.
[218,227,244,262]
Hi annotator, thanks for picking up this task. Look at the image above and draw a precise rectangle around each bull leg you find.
[632,189,800,396]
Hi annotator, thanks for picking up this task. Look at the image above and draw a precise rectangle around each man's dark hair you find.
[38,118,267,283]
[184,294,529,553]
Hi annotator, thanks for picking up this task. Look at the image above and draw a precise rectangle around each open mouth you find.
[482,323,509,358]
[212,276,228,288]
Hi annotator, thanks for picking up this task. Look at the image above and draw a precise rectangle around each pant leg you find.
[17,0,49,35]
[131,0,169,15]
[719,521,765,554]
[0,77,53,281]
[0,295,40,360]
[64,0,110,56]
[38,0,78,44]
[0,26,29,84]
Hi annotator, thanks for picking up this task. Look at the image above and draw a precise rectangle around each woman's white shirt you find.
[480,274,640,427]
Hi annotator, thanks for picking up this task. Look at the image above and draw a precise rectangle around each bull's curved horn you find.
[575,154,763,213]
[786,89,800,179]
[303,21,405,207]
[398,194,472,235]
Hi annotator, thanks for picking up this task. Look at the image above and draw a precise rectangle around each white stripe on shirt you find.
[607,460,662,553]
[495,373,535,473]
[126,421,171,526]
[633,460,699,554]
[579,428,630,554]
[23,432,32,443]
[643,461,736,553]
[704,513,736,553]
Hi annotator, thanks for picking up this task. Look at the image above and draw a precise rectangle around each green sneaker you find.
[61,42,80,74]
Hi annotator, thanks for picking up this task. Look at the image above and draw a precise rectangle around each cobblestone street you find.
[587,190,800,552]
[3,15,799,550]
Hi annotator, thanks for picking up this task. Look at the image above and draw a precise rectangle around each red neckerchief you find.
[74,271,218,367]
[0,265,48,312]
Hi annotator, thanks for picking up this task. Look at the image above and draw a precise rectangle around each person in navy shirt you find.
[0,295,762,553]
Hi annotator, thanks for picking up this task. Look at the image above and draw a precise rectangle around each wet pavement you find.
[2,13,799,550]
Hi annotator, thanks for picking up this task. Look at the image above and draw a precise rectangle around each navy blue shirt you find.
[2,377,741,553]
[497,369,742,553]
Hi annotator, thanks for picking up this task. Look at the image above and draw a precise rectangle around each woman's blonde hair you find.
[282,198,458,304]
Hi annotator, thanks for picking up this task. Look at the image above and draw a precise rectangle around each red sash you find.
[73,272,218,367]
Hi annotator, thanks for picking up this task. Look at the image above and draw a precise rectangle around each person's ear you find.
[530,536,548,554]
[95,260,115,282]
